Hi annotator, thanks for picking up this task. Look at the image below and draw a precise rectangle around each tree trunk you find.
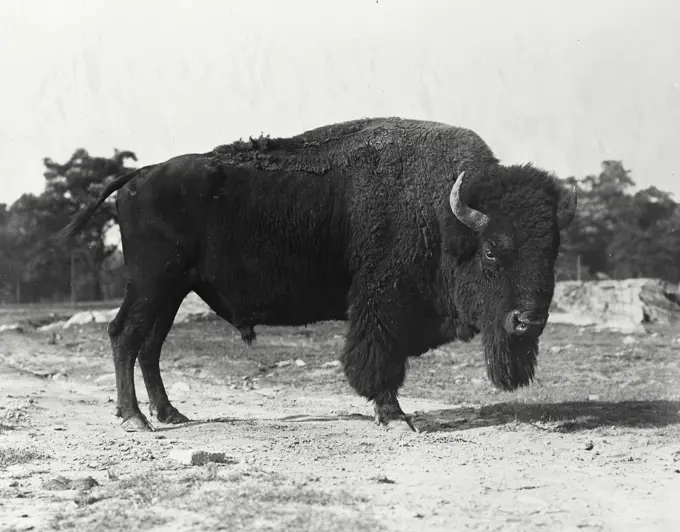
[91,240,105,301]
[92,268,104,301]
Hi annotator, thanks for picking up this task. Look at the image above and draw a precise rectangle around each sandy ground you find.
[1,317,679,531]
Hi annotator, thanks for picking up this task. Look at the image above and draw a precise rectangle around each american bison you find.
[59,117,577,432]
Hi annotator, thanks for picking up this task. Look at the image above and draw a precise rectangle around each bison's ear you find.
[557,186,578,230]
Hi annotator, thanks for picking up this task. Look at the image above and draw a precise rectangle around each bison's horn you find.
[557,186,578,230]
[449,172,489,232]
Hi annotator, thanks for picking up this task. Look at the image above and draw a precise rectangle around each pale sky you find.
[1,0,679,206]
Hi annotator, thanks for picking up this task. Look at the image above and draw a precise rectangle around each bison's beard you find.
[481,323,539,391]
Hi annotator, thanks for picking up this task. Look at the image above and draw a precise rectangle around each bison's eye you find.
[484,249,496,262]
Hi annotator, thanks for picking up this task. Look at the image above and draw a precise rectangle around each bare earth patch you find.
[1,316,679,531]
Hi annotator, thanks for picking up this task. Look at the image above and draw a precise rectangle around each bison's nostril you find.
[507,310,547,335]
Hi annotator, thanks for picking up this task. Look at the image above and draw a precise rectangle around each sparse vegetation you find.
[50,465,377,532]
[0,446,48,469]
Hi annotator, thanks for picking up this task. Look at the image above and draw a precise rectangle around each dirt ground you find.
[1,312,679,531]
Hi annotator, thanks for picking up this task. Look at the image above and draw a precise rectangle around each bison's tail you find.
[56,167,144,241]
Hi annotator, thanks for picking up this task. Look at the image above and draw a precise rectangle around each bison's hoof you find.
[154,405,190,425]
[113,405,122,418]
[373,406,420,433]
[121,414,155,432]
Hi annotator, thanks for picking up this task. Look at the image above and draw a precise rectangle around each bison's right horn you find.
[449,172,489,232]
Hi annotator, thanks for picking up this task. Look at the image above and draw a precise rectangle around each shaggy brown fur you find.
[58,117,576,433]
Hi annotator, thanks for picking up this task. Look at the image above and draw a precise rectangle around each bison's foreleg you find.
[341,281,419,432]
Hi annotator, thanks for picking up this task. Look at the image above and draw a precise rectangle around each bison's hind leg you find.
[108,282,158,432]
[138,285,191,425]
[108,279,191,432]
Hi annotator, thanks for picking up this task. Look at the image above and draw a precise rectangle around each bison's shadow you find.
[152,416,248,432]
[412,400,680,433]
[149,400,679,434]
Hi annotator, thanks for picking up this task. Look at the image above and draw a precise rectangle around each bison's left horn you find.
[449,172,489,232]
[557,186,578,230]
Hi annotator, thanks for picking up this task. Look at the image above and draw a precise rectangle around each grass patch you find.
[52,465,380,532]
[0,446,48,468]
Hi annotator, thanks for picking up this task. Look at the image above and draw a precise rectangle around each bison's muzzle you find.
[503,309,548,336]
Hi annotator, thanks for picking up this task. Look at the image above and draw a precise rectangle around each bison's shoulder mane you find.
[209,117,383,175]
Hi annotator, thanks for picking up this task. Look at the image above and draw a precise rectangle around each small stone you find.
[75,494,101,506]
[276,359,293,368]
[71,477,99,490]
[584,441,594,451]
[294,359,306,367]
[168,449,234,466]
[622,336,637,345]
[170,382,190,395]
[588,395,600,401]
[322,360,341,368]
[42,476,72,491]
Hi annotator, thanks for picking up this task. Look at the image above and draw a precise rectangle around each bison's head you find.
[441,165,577,392]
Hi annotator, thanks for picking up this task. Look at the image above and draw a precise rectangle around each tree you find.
[0,203,16,302]
[607,188,680,281]
[1,148,137,303]
[575,161,637,277]
[41,148,138,301]
[555,160,680,283]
